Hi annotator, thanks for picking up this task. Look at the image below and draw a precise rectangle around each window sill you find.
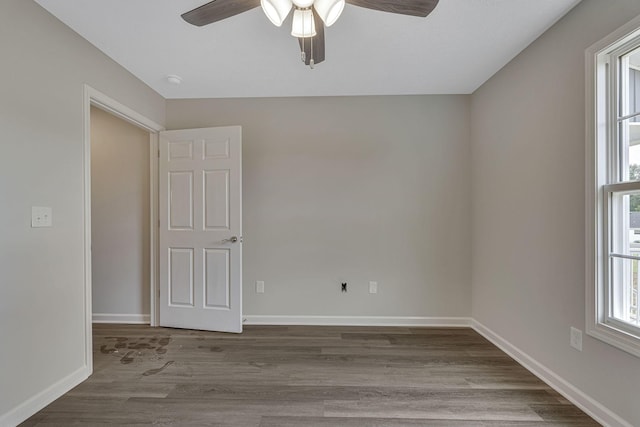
[587,321,640,358]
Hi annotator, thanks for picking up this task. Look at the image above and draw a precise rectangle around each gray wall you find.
[91,106,150,319]
[0,0,165,419]
[167,96,471,318]
[470,0,640,425]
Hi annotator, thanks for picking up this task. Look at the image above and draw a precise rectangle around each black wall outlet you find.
[341,283,347,292]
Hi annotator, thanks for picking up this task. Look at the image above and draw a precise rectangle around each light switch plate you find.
[31,206,52,228]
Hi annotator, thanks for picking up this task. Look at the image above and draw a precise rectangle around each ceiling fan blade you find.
[182,0,261,26]
[298,12,325,66]
[346,0,438,17]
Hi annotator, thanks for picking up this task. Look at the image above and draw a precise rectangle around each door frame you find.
[82,84,164,373]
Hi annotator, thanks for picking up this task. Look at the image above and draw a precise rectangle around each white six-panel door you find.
[159,126,242,333]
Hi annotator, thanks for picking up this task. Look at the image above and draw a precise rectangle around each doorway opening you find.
[90,106,151,324]
[83,85,164,374]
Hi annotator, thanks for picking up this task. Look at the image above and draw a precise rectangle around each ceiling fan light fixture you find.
[313,0,345,26]
[261,0,292,26]
[291,8,316,37]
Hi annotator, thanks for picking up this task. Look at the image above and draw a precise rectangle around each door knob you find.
[222,236,240,243]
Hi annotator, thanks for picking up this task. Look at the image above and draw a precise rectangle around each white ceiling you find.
[35,0,580,99]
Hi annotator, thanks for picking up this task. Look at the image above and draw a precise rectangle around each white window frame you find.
[586,14,640,358]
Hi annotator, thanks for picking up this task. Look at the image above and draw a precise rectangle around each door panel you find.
[204,248,230,308]
[168,140,194,160]
[204,138,230,159]
[169,172,193,230]
[159,126,242,333]
[203,170,229,229]
[169,248,194,307]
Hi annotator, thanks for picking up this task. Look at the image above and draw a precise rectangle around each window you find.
[587,16,640,357]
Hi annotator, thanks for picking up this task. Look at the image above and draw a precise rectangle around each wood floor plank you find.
[21,325,600,426]
[260,416,599,427]
[323,399,544,422]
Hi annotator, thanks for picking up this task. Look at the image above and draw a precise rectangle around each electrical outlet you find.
[570,327,583,351]
[31,206,52,228]
[256,281,265,294]
[369,281,378,294]
[341,282,347,292]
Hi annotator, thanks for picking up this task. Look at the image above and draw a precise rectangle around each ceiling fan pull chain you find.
[310,28,314,69]
[300,8,307,63]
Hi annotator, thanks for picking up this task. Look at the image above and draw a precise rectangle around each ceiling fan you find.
[182,0,439,68]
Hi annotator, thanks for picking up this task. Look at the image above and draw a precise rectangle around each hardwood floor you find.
[22,325,600,426]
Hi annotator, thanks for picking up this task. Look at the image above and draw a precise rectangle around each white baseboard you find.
[471,320,631,427]
[244,315,472,327]
[92,313,150,324]
[0,365,89,427]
